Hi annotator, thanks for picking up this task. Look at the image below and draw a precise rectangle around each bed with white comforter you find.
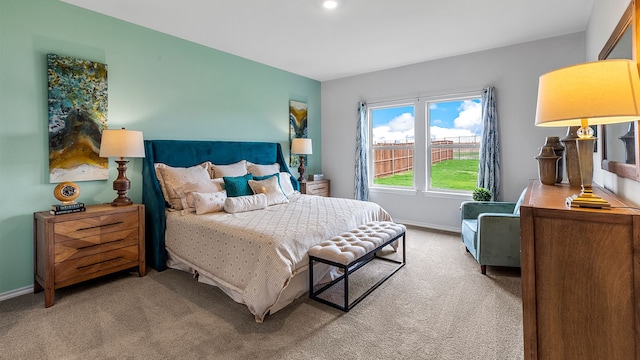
[142,140,392,322]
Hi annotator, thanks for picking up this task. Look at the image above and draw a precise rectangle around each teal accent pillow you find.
[223,173,254,197]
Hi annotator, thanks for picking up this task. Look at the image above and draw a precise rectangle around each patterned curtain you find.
[355,102,369,201]
[478,86,501,201]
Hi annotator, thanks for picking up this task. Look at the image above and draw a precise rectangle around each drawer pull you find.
[77,256,123,269]
[77,221,124,231]
[77,238,124,250]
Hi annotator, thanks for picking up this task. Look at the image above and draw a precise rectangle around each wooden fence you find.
[373,140,454,178]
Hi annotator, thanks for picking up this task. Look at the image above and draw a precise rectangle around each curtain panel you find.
[478,86,501,201]
[355,102,369,201]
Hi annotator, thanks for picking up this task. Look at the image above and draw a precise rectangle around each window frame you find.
[368,100,417,190]
[425,93,482,194]
[367,91,482,196]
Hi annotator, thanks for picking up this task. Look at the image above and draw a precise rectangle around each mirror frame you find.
[599,0,640,181]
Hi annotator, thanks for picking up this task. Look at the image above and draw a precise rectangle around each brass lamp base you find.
[566,189,611,209]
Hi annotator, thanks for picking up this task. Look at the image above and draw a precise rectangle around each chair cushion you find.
[461,219,478,249]
[513,188,527,215]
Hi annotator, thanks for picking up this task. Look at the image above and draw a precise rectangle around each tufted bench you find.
[308,221,406,311]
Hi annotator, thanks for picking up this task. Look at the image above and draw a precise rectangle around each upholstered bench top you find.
[308,221,406,265]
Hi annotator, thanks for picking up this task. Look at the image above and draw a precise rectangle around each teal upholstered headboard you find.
[142,140,299,271]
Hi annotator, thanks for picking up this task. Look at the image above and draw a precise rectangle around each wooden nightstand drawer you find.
[300,179,330,197]
[55,245,140,285]
[34,204,146,307]
[54,212,139,241]
[54,228,139,262]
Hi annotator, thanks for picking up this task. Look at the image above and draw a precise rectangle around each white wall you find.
[321,33,585,231]
[587,0,640,206]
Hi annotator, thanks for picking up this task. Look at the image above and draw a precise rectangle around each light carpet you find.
[0,226,523,360]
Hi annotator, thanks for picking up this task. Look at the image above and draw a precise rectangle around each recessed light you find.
[322,0,339,9]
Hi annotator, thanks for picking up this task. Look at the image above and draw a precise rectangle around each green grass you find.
[374,159,479,190]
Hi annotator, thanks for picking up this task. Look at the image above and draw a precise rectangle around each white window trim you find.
[367,91,482,195]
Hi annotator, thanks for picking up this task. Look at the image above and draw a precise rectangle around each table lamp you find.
[535,59,640,208]
[99,128,145,206]
[291,138,312,182]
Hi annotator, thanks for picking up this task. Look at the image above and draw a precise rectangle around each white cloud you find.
[430,126,477,142]
[453,100,482,134]
[373,112,414,143]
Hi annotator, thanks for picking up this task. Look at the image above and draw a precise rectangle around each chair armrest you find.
[460,201,516,220]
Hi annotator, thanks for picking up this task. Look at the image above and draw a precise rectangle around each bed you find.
[142,140,392,322]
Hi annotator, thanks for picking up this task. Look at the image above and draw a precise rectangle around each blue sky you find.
[371,99,481,143]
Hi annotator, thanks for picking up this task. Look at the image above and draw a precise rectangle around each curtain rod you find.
[364,89,485,106]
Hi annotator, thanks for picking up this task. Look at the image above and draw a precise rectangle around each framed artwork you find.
[289,100,308,166]
[47,54,109,183]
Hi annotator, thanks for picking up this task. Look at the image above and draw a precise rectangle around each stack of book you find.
[50,202,86,215]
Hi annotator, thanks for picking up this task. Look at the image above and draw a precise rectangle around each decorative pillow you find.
[223,173,254,197]
[176,179,225,214]
[246,161,280,177]
[210,160,247,179]
[155,163,212,210]
[278,172,296,197]
[192,191,227,215]
[248,176,289,206]
[223,193,268,213]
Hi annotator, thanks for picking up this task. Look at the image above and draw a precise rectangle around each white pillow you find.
[192,191,227,215]
[246,161,280,177]
[210,160,247,178]
[155,163,212,210]
[248,176,289,206]
[177,179,225,214]
[278,172,296,197]
[224,193,268,213]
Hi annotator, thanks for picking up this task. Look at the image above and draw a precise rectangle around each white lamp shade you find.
[535,59,640,127]
[291,138,313,155]
[99,128,145,158]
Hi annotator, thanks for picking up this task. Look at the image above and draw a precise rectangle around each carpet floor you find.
[0,226,523,360]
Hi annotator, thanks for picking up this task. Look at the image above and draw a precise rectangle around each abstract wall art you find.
[289,100,308,166]
[47,54,108,182]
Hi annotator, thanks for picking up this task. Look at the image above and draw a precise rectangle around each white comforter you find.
[164,193,391,322]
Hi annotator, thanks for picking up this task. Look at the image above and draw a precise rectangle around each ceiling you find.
[61,0,596,81]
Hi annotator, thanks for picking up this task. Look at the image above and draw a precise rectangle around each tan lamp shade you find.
[291,138,313,155]
[99,128,145,158]
[535,59,640,127]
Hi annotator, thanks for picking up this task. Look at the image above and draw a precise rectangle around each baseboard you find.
[0,285,33,302]
[392,218,460,234]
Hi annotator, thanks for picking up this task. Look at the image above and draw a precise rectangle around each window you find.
[370,103,415,188]
[369,93,482,193]
[427,96,482,192]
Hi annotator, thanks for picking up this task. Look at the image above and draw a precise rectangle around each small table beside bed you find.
[142,140,394,322]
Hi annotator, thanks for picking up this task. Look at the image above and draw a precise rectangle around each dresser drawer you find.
[53,212,139,241]
[54,228,139,263]
[54,245,140,284]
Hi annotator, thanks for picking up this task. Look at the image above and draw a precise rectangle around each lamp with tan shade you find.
[291,138,312,182]
[99,128,145,206]
[535,59,640,208]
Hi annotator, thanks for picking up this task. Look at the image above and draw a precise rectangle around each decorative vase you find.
[618,122,636,164]
[561,126,581,187]
[544,136,564,183]
[535,145,560,185]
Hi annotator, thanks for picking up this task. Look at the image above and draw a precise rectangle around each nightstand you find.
[33,204,146,307]
[300,179,330,197]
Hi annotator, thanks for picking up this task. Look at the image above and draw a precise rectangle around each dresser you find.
[300,179,330,197]
[33,204,146,307]
[520,180,640,360]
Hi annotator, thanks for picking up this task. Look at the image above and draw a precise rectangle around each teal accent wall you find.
[0,0,321,294]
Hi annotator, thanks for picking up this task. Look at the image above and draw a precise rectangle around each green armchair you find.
[460,188,526,274]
